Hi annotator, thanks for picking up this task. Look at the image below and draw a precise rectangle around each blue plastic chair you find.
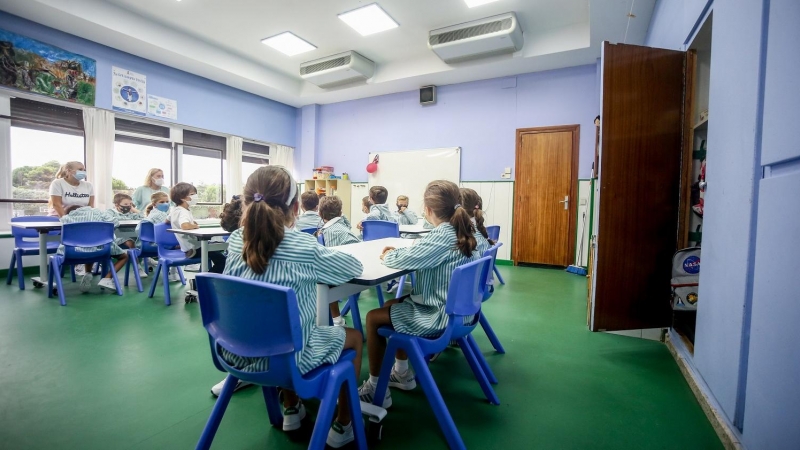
[147,223,199,305]
[194,273,367,450]
[479,243,505,356]
[300,227,317,235]
[361,220,412,303]
[48,222,122,306]
[485,225,506,285]
[372,256,498,450]
[7,216,62,290]
[124,221,159,292]
[317,233,325,245]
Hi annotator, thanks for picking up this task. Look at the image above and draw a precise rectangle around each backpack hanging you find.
[671,247,700,311]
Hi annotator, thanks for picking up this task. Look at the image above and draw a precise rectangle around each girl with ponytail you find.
[212,166,365,447]
[358,180,479,407]
[459,187,496,255]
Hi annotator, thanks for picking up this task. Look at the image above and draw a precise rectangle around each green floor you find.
[0,266,722,450]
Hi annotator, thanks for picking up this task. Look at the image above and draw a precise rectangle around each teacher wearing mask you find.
[132,168,170,211]
[48,161,94,217]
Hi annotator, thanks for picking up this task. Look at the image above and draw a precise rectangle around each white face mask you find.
[187,194,198,206]
[152,177,164,187]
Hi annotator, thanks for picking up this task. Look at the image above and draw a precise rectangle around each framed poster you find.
[147,94,177,120]
[0,28,96,105]
[112,66,146,116]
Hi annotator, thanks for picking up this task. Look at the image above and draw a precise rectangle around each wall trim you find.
[0,264,38,279]
[666,330,745,450]
[495,259,513,266]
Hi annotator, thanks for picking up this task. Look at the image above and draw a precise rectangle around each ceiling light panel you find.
[464,0,501,7]
[338,3,399,36]
[261,32,316,56]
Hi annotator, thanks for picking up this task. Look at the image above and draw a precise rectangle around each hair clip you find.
[253,193,264,202]
[232,194,241,200]
[454,203,462,210]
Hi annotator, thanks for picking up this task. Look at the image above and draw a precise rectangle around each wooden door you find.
[512,126,579,266]
[591,42,687,331]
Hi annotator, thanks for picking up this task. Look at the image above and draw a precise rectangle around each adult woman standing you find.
[132,168,169,211]
[48,161,94,217]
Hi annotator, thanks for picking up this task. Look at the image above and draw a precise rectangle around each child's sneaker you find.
[137,265,148,278]
[332,316,346,327]
[98,277,116,291]
[358,379,392,408]
[79,273,94,292]
[386,279,398,293]
[388,368,416,390]
[282,399,306,431]
[168,268,180,282]
[326,421,354,448]
[210,378,253,397]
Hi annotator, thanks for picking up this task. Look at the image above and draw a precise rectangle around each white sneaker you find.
[79,273,94,293]
[326,421,354,448]
[332,316,346,327]
[185,263,200,272]
[388,367,417,391]
[98,277,117,291]
[358,380,392,409]
[210,378,254,397]
[137,265,148,278]
[74,265,86,276]
[282,399,307,431]
[168,268,180,282]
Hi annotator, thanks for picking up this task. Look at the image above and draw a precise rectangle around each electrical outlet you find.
[504,167,512,174]
[501,173,511,179]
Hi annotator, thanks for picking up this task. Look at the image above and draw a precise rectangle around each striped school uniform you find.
[135,209,169,248]
[382,223,479,337]
[472,218,491,255]
[296,211,322,231]
[59,207,124,256]
[364,204,397,222]
[320,216,361,247]
[107,209,145,247]
[396,209,419,225]
[218,227,363,375]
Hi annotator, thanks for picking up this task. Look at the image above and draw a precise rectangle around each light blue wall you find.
[0,12,297,146]
[645,0,712,50]
[315,65,598,181]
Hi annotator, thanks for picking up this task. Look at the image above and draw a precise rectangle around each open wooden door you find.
[591,43,687,331]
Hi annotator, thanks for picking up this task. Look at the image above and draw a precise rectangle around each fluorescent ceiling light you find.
[261,32,316,56]
[338,3,399,36]
[464,0,501,7]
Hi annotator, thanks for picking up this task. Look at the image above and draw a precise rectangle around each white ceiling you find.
[1,0,656,107]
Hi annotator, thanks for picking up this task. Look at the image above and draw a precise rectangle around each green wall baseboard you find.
[495,259,513,266]
[0,265,39,279]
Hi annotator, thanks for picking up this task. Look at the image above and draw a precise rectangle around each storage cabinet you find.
[304,179,352,220]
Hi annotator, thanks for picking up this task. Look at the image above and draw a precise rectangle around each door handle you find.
[559,195,569,210]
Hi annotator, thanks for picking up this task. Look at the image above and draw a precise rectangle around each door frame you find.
[512,125,580,265]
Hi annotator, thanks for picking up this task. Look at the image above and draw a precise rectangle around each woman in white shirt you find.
[132,168,170,211]
[48,161,94,217]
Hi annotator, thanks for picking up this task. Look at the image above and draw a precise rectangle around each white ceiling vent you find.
[300,51,375,89]
[429,12,523,64]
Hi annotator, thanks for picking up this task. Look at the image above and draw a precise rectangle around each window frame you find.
[176,142,225,206]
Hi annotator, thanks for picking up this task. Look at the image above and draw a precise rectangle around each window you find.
[4,98,85,217]
[242,141,270,183]
[182,130,226,219]
[112,118,173,196]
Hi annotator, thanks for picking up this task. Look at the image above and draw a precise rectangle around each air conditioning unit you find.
[300,51,375,89]
[428,12,523,64]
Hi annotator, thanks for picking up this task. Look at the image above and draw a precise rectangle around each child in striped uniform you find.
[137,192,180,282]
[60,205,129,292]
[394,195,419,225]
[210,166,365,448]
[107,193,146,279]
[459,188,495,256]
[358,180,479,407]
[357,186,397,231]
[295,190,322,231]
[318,195,362,327]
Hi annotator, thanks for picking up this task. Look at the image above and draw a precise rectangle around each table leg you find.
[201,240,209,273]
[316,283,370,326]
[31,230,49,287]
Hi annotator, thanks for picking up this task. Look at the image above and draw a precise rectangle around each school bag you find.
[671,247,700,311]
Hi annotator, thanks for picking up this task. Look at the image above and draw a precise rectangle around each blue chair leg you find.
[51,258,67,306]
[124,255,132,287]
[493,265,505,285]
[406,341,467,450]
[108,257,123,296]
[148,263,162,298]
[344,368,369,450]
[348,295,364,338]
[375,286,385,307]
[162,263,172,305]
[71,266,76,283]
[15,250,26,290]
[467,334,498,385]
[309,370,344,450]
[457,336,499,404]
[373,338,400,407]
[177,266,186,285]
[395,275,407,299]
[196,374,238,450]
[479,313,506,354]
[261,386,283,427]
[6,253,13,286]
[341,299,351,317]
[410,272,416,287]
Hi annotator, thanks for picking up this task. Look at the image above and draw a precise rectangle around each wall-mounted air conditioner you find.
[300,51,375,89]
[428,12,523,64]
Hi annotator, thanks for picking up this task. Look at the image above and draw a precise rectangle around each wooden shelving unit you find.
[304,179,351,220]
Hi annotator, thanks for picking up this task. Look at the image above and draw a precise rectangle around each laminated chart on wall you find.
[368,148,461,217]
[112,66,147,116]
[147,94,177,120]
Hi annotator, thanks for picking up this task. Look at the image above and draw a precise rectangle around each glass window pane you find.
[112,140,172,197]
[242,161,268,184]
[9,127,84,216]
[182,146,223,206]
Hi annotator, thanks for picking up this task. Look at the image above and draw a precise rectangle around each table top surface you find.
[332,237,416,285]
[11,219,143,229]
[168,227,231,238]
[398,222,431,234]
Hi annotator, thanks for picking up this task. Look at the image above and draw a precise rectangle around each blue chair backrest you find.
[300,228,317,235]
[195,273,304,386]
[61,222,115,261]
[486,225,500,242]
[154,223,181,257]
[482,243,502,301]
[11,216,60,247]
[139,221,156,245]
[317,233,325,245]
[362,220,399,241]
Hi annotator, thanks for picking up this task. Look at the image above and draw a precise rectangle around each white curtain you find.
[83,108,115,210]
[226,136,243,198]
[272,144,296,178]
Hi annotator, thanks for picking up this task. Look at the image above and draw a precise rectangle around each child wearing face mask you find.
[138,192,181,282]
[394,195,419,225]
[168,182,226,273]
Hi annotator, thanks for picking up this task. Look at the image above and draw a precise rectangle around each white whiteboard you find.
[368,148,461,216]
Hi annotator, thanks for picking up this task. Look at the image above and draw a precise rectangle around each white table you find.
[9,219,143,288]
[316,237,416,326]
[167,227,231,272]
[399,222,432,235]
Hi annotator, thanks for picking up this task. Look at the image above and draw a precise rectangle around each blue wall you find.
[314,65,598,181]
[0,12,297,146]
[645,0,712,50]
